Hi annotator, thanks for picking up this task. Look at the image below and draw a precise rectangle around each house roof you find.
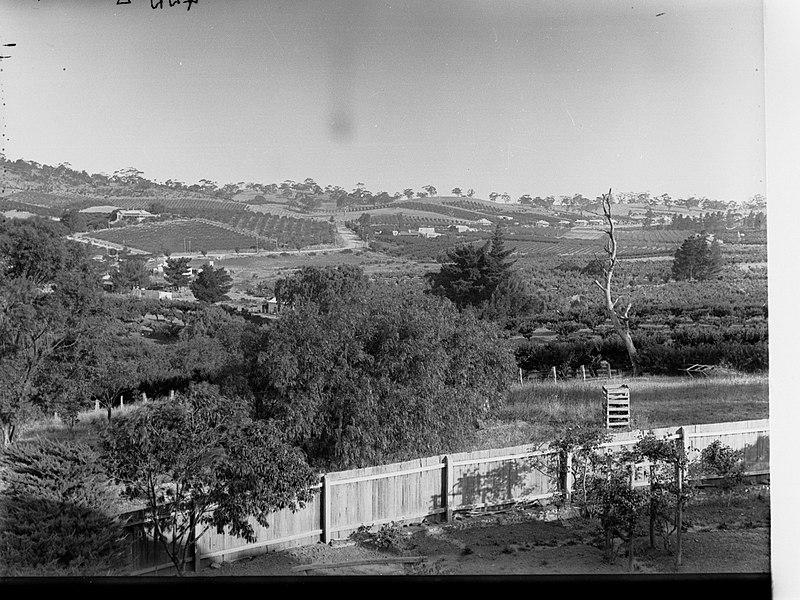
[79,205,122,214]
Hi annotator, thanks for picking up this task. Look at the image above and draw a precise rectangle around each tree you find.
[671,233,723,281]
[356,212,373,242]
[59,210,88,233]
[481,271,543,331]
[1,244,104,445]
[402,188,414,199]
[274,264,368,313]
[427,223,514,310]
[103,383,316,576]
[422,185,437,197]
[466,189,475,198]
[427,243,494,309]
[0,218,70,285]
[174,305,254,398]
[0,440,128,575]
[190,263,233,303]
[593,189,640,376]
[111,256,150,292]
[252,285,516,470]
[85,326,169,421]
[451,187,463,196]
[163,257,192,290]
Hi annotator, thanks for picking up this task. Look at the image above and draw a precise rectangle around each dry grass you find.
[16,405,135,448]
[18,374,769,455]
[471,373,769,450]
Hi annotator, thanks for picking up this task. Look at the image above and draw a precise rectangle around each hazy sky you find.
[1,0,766,202]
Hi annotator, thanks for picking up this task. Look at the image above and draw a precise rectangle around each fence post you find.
[551,366,557,382]
[564,450,574,504]
[581,365,586,381]
[95,399,100,412]
[119,395,124,409]
[675,427,685,567]
[443,455,454,522]
[322,474,331,544]
[189,500,197,573]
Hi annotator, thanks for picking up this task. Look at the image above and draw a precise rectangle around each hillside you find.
[1,156,767,259]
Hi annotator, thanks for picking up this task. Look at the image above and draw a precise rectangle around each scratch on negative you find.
[564,106,576,127]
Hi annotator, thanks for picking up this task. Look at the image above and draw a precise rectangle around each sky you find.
[0,1,768,203]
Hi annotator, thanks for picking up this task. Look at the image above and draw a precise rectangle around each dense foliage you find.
[274,264,369,312]
[190,262,233,303]
[671,233,723,281]
[102,383,317,575]
[253,280,518,469]
[0,440,128,575]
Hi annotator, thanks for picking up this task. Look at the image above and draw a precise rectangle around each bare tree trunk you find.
[594,189,639,376]
[2,423,15,446]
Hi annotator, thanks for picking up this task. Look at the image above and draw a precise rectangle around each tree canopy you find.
[163,257,192,290]
[253,283,517,470]
[111,256,150,292]
[0,440,128,575]
[274,264,368,313]
[0,229,104,444]
[427,223,516,311]
[671,233,723,281]
[102,383,316,575]
[190,263,233,303]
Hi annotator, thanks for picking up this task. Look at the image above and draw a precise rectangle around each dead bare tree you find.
[594,189,639,376]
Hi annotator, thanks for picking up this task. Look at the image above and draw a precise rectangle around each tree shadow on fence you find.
[451,452,560,512]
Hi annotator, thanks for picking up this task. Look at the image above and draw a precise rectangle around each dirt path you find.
[191,486,770,578]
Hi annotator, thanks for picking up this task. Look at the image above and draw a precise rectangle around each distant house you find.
[474,218,493,226]
[557,220,572,227]
[396,230,421,237]
[417,227,441,238]
[112,209,157,223]
[575,219,589,227]
[535,220,550,228]
[262,296,281,315]
[453,225,477,233]
[187,258,213,275]
[588,219,605,227]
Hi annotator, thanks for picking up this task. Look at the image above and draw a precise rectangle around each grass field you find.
[20,373,769,459]
[468,373,769,451]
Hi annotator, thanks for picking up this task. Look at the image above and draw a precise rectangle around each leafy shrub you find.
[0,440,128,575]
[697,440,745,506]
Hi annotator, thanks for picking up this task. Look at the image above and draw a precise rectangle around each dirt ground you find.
[190,485,770,579]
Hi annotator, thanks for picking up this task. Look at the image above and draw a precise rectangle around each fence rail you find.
[122,418,769,574]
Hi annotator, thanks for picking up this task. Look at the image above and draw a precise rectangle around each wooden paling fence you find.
[124,418,769,575]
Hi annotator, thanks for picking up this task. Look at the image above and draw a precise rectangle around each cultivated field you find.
[84,219,262,254]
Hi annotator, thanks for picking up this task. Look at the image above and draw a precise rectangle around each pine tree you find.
[163,256,192,290]
[485,222,515,286]
[111,256,150,292]
[190,263,233,303]
[671,232,723,281]
[0,440,127,575]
